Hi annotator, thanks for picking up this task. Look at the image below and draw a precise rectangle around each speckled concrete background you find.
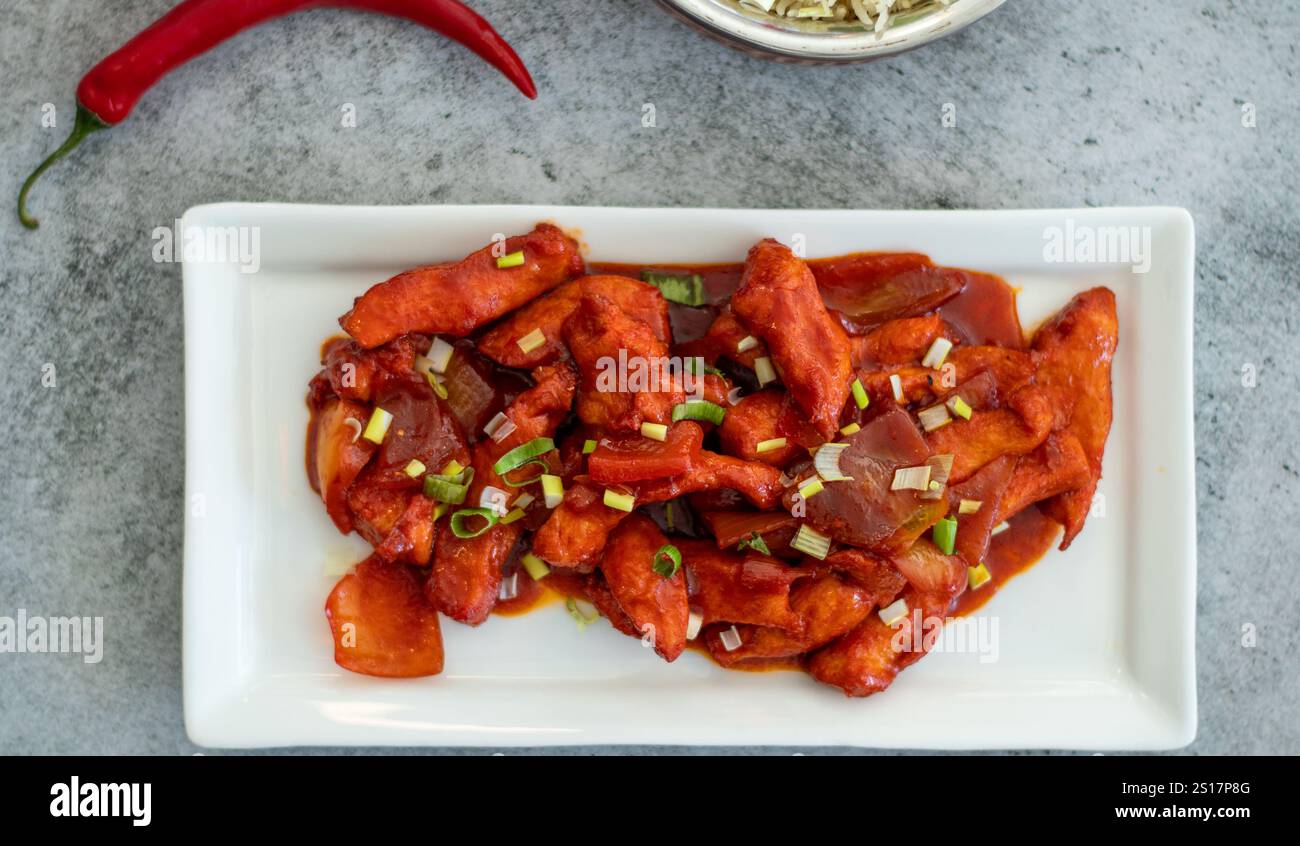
[0,0,1296,755]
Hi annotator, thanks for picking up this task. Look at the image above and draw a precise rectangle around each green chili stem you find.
[18,103,110,230]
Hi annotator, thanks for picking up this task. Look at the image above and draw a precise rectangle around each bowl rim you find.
[659,0,1007,61]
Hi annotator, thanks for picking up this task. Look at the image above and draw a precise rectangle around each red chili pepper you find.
[18,0,536,229]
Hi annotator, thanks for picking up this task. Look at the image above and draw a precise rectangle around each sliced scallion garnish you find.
[797,478,824,500]
[736,532,771,555]
[449,507,499,539]
[641,422,668,442]
[362,408,393,444]
[851,378,869,410]
[839,422,861,437]
[603,489,636,513]
[968,562,992,590]
[889,373,904,403]
[922,337,954,370]
[755,437,787,454]
[933,516,958,555]
[516,328,546,354]
[671,400,727,425]
[719,625,743,652]
[582,439,598,455]
[493,437,556,476]
[736,335,759,354]
[652,544,682,578]
[918,403,951,432]
[501,458,549,487]
[540,474,564,508]
[878,598,909,626]
[791,524,830,560]
[640,271,705,307]
[891,465,932,492]
[813,442,852,482]
[496,250,525,269]
[500,507,526,525]
[427,337,455,373]
[754,356,777,387]
[521,552,550,581]
[947,395,973,421]
[403,459,426,479]
[958,498,983,515]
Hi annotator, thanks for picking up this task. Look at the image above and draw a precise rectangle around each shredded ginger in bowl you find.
[737,0,951,34]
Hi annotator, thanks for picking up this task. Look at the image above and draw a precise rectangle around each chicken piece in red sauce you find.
[1029,288,1118,548]
[564,293,684,432]
[599,514,689,661]
[478,275,672,369]
[731,239,853,439]
[325,555,444,678]
[341,224,584,348]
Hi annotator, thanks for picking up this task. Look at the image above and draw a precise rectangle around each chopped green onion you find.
[433,503,449,521]
[922,337,954,370]
[719,625,743,651]
[933,517,958,555]
[500,507,527,525]
[582,439,598,455]
[403,459,426,479]
[890,373,904,403]
[672,400,727,425]
[493,437,555,476]
[791,524,831,560]
[754,356,777,387]
[565,597,599,631]
[522,553,550,581]
[839,422,861,437]
[919,453,954,501]
[442,459,466,478]
[686,609,703,641]
[814,442,852,482]
[947,395,973,421]
[449,507,499,539]
[851,378,869,410]
[640,271,705,307]
[878,598,909,626]
[968,562,992,590]
[425,370,448,400]
[918,403,952,432]
[483,412,516,443]
[958,499,983,515]
[427,337,455,373]
[641,422,668,442]
[362,408,393,444]
[797,478,824,500]
[664,501,675,531]
[501,458,549,487]
[512,491,536,510]
[496,250,525,269]
[540,474,565,508]
[603,489,636,513]
[516,328,546,354]
[736,335,759,354]
[755,437,787,454]
[652,544,682,578]
[991,520,1011,536]
[891,465,932,491]
[414,356,450,399]
[737,532,771,555]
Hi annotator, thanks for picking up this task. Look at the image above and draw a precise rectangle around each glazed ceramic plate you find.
[182,204,1196,749]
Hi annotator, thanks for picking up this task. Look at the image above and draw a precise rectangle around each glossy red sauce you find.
[314,253,1058,643]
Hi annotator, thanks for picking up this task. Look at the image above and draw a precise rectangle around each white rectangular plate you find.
[183,204,1196,749]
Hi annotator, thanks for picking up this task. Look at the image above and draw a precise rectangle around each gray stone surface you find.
[0,0,1296,755]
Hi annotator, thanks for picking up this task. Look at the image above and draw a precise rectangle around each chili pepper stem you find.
[17,103,109,229]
